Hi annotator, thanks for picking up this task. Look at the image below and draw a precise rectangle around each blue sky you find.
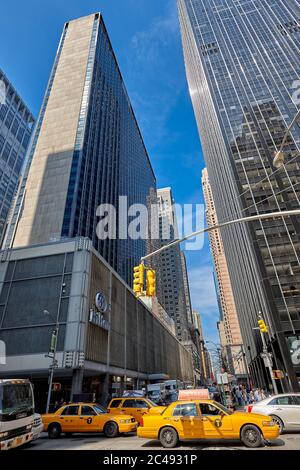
[0,0,220,344]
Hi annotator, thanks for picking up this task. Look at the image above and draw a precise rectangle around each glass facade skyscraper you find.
[0,69,35,241]
[4,14,156,286]
[178,0,300,390]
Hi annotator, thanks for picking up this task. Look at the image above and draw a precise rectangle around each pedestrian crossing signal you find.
[273,370,284,380]
[52,382,61,392]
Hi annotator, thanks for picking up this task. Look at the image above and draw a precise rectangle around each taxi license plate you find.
[17,437,23,445]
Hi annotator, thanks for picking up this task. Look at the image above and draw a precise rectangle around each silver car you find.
[245,393,300,433]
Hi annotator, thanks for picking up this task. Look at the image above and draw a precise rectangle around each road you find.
[23,432,300,451]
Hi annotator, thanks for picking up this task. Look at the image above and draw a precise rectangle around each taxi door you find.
[58,405,81,432]
[170,403,204,438]
[199,403,233,437]
[120,399,146,423]
[79,405,100,432]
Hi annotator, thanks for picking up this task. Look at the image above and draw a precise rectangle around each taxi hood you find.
[233,411,271,420]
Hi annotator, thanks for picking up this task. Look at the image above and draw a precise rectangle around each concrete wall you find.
[0,238,194,385]
[13,15,94,247]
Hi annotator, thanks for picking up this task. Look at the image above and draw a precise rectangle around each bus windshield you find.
[0,383,34,415]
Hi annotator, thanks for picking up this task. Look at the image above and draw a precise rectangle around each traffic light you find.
[146,269,156,297]
[258,318,268,334]
[133,264,144,295]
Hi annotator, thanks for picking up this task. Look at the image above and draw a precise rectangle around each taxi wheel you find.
[48,423,62,439]
[159,427,179,448]
[104,421,119,438]
[241,425,263,448]
[270,415,284,434]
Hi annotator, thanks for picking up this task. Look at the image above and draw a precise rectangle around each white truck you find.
[0,379,35,450]
[147,383,167,404]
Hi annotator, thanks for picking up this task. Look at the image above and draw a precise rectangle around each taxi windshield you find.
[93,404,106,414]
[213,401,233,415]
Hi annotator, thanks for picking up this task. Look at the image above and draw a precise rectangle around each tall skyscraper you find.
[181,251,193,325]
[192,310,208,382]
[4,13,156,286]
[157,188,190,342]
[203,168,247,378]
[178,0,300,390]
[0,69,35,240]
[202,168,243,345]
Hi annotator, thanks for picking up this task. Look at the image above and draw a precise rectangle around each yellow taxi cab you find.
[42,403,137,439]
[108,397,166,425]
[137,399,280,448]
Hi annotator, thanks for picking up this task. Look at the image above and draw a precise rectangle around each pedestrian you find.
[260,388,266,400]
[58,397,65,407]
[242,388,248,405]
[235,386,243,407]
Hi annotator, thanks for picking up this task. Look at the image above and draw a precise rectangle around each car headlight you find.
[120,419,131,424]
[262,420,275,427]
[0,432,8,438]
[26,424,32,430]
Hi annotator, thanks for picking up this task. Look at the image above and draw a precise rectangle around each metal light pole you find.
[254,311,278,395]
[44,310,59,414]
[141,209,300,263]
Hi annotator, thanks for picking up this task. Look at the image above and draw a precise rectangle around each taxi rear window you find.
[110,399,122,408]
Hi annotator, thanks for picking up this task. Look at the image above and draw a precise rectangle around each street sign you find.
[217,372,229,385]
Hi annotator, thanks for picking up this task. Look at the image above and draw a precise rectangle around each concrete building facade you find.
[202,168,247,379]
[4,13,156,287]
[157,188,190,343]
[0,238,193,411]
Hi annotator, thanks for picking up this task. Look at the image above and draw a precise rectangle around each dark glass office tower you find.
[0,69,35,240]
[178,0,300,390]
[4,14,156,286]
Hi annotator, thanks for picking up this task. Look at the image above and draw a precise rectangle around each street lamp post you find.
[44,310,59,414]
[141,209,300,263]
[140,209,300,394]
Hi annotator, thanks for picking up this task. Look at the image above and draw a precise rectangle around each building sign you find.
[89,309,110,331]
[95,292,108,313]
[217,372,229,385]
[286,336,300,366]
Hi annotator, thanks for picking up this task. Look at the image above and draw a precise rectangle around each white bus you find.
[0,379,34,450]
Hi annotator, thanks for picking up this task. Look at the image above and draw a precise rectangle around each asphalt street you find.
[22,432,300,451]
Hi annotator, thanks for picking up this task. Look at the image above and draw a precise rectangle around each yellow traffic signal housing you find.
[146,269,156,297]
[258,318,268,334]
[133,264,144,295]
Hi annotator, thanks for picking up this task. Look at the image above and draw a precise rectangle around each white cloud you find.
[131,2,179,64]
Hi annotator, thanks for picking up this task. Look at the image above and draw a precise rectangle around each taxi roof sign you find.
[178,389,210,401]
